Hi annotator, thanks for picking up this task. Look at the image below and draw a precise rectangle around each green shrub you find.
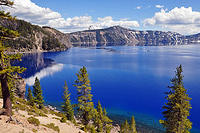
[29,106,48,117]
[60,117,67,123]
[41,107,49,114]
[27,117,40,126]
[28,106,38,114]
[13,104,27,111]
[28,111,34,116]
[42,123,60,133]
[32,129,37,133]
[51,117,60,121]
[90,125,96,133]
[105,124,112,133]
[83,125,97,133]
[19,129,24,133]
[49,110,64,118]
[39,112,48,117]
[16,97,27,104]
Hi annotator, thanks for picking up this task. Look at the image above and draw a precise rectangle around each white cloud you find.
[136,6,141,10]
[97,16,139,29]
[5,0,139,33]
[155,5,164,9]
[6,0,62,25]
[143,7,200,35]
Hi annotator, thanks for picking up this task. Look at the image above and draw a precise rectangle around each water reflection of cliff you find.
[13,53,64,86]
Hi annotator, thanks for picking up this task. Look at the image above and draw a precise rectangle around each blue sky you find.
[31,0,199,19]
[4,0,200,34]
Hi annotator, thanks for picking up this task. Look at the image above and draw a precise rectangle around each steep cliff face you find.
[0,18,71,52]
[69,26,197,46]
[42,26,72,49]
[70,26,139,46]
[186,33,200,43]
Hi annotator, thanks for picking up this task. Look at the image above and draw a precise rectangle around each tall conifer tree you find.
[74,66,94,125]
[103,107,107,116]
[160,65,192,133]
[97,101,103,117]
[95,101,112,132]
[130,116,137,133]
[33,77,44,109]
[0,0,26,116]
[61,81,74,121]
[96,101,103,132]
[27,87,34,106]
[121,120,130,133]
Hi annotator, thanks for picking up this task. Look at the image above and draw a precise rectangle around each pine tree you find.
[61,81,74,122]
[96,101,103,132]
[160,65,192,133]
[123,120,130,133]
[94,101,112,132]
[102,107,112,127]
[105,124,112,133]
[120,122,124,133]
[103,107,107,116]
[90,125,97,133]
[0,0,26,116]
[27,87,34,106]
[33,77,44,109]
[74,66,94,125]
[130,116,137,133]
[97,101,103,119]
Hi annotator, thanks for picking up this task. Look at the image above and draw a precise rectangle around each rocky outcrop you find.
[15,78,26,99]
[69,26,199,46]
[42,26,71,48]
[69,26,139,46]
[0,18,72,52]
[186,33,200,43]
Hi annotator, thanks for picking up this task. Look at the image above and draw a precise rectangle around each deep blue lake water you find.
[19,45,200,132]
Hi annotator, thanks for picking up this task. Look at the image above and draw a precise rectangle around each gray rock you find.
[15,78,26,99]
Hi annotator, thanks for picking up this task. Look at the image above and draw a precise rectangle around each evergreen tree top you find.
[75,66,90,85]
[170,65,183,87]
[103,107,107,116]
[97,101,102,112]
[160,65,192,133]
[74,66,94,125]
[33,77,44,109]
[62,81,70,101]
[61,81,74,121]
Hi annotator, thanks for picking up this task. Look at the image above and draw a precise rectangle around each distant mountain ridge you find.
[70,26,200,46]
[1,18,200,52]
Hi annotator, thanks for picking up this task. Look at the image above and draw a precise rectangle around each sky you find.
[3,0,200,35]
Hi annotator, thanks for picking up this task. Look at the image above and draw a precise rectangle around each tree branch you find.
[0,0,13,7]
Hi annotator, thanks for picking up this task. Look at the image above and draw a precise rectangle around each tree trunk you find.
[1,74,12,116]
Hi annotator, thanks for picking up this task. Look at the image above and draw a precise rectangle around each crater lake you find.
[16,45,200,132]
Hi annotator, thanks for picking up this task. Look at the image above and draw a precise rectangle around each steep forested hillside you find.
[0,18,71,52]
